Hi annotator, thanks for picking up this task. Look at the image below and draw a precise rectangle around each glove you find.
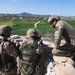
[52,48,64,55]
[52,47,65,55]
[36,48,43,54]
[52,48,58,55]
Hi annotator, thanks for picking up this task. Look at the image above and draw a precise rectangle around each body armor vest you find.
[21,38,39,75]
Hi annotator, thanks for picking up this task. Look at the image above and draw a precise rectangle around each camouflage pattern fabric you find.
[26,28,38,38]
[52,43,75,57]
[54,20,75,48]
[21,38,40,75]
[0,40,19,75]
[48,15,60,24]
[52,20,75,57]
[70,37,75,47]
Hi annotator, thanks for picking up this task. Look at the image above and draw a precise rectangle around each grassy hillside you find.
[11,19,75,36]
[0,16,75,36]
[0,21,13,26]
[66,19,75,28]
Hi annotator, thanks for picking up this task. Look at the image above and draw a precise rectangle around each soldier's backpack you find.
[0,40,17,72]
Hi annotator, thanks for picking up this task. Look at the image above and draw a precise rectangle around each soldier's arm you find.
[54,25,64,48]
[11,42,22,75]
[5,41,22,74]
[14,47,22,75]
[16,56,22,75]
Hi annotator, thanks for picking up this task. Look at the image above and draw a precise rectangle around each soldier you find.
[48,15,75,58]
[0,25,22,75]
[21,28,43,75]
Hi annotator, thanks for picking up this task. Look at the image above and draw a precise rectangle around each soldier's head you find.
[48,15,60,28]
[26,28,40,41]
[0,25,12,37]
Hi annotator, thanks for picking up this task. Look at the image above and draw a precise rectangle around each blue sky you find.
[0,0,75,16]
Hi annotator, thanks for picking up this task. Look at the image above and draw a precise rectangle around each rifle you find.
[36,39,45,54]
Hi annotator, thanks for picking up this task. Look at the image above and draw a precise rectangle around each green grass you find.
[0,17,75,36]
[36,21,55,35]
[0,21,13,26]
[11,20,55,35]
[11,21,38,35]
[11,19,75,36]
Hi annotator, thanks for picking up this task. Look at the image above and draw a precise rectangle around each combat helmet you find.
[48,15,60,24]
[26,28,38,38]
[0,25,12,36]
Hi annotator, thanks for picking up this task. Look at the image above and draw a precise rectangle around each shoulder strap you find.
[0,40,11,55]
[0,41,4,54]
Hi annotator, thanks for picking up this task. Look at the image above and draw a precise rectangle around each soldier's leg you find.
[53,43,72,57]
[70,45,75,62]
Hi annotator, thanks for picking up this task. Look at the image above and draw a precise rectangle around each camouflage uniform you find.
[48,16,75,57]
[0,25,22,75]
[21,29,41,75]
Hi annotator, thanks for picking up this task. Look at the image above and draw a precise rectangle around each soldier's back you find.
[0,40,18,75]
